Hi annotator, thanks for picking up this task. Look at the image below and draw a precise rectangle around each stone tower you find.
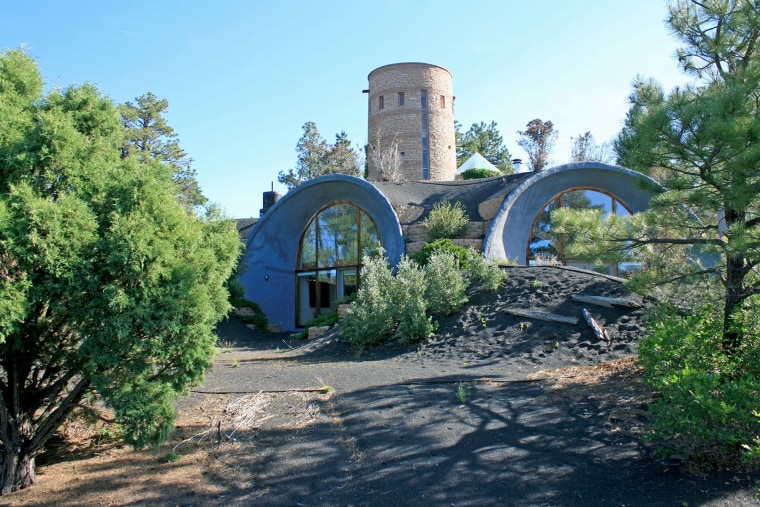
[366,63,456,182]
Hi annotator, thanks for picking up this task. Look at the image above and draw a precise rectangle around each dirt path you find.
[8,345,759,506]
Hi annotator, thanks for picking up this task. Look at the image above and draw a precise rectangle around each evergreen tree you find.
[456,121,513,173]
[120,92,207,212]
[0,50,240,492]
[618,0,760,354]
[323,131,363,178]
[278,122,362,190]
[554,0,760,355]
[551,3,760,468]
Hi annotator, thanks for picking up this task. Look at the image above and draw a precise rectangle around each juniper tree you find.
[0,50,239,492]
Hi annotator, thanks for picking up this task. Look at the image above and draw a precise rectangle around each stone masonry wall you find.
[478,197,503,221]
[393,204,425,224]
[401,220,490,256]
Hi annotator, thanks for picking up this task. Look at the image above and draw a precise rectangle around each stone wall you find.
[401,220,490,256]
[393,203,425,224]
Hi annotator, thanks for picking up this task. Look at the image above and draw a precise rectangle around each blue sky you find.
[3,1,686,218]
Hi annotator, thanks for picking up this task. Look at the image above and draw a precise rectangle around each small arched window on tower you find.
[398,92,404,106]
[440,95,445,109]
[378,96,384,110]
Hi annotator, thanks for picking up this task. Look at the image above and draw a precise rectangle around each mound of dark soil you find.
[416,265,648,369]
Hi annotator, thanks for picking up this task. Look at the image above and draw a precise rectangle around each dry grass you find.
[6,390,332,506]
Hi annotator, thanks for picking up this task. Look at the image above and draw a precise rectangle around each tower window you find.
[398,92,404,106]
[440,95,446,109]
[378,96,384,110]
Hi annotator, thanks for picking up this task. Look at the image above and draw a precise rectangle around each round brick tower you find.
[366,63,456,182]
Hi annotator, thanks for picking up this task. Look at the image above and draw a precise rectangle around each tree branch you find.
[26,377,91,456]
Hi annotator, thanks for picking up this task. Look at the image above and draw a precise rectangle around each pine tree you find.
[120,92,207,212]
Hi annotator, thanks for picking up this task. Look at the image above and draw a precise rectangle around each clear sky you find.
[2,1,687,219]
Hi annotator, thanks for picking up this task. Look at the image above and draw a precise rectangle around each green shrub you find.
[227,274,246,304]
[343,248,507,348]
[343,254,436,347]
[394,257,435,343]
[425,252,467,316]
[412,238,470,269]
[639,304,760,470]
[461,168,501,180]
[342,254,398,347]
[231,302,268,334]
[423,201,469,240]
[226,276,269,331]
[465,248,508,291]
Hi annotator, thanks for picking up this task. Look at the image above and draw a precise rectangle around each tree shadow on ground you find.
[18,374,760,506]
[315,379,759,506]
[190,376,760,506]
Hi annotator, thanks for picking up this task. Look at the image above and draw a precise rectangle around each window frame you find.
[295,201,383,325]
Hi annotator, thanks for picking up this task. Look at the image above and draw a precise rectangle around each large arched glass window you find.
[296,203,382,326]
[527,188,632,275]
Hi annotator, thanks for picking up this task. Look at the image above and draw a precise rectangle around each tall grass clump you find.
[639,304,760,470]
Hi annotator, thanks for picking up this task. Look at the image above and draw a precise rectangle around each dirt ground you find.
[3,266,760,506]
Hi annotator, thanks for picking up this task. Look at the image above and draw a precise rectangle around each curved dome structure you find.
[240,175,404,330]
[237,64,665,331]
[482,162,662,264]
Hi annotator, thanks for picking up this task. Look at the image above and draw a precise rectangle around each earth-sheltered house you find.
[238,63,660,331]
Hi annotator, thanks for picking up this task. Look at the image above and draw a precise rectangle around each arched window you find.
[296,203,382,326]
[527,188,633,275]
